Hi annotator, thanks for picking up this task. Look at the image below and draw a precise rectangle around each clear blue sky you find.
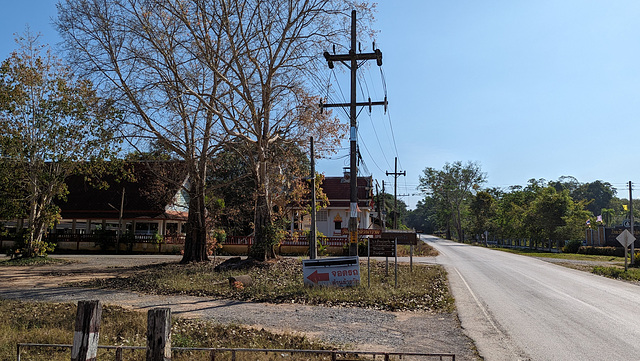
[3,1,640,209]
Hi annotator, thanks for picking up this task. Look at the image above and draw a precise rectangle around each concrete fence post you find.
[71,300,102,361]
[146,308,172,361]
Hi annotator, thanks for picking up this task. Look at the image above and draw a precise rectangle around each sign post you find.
[616,229,636,271]
[367,238,398,288]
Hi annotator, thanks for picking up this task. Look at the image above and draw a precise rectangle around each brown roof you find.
[57,162,188,220]
[321,176,373,209]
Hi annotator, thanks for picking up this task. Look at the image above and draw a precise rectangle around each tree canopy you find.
[57,0,366,261]
[0,31,120,257]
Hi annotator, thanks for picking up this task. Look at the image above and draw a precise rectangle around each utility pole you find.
[381,181,386,230]
[322,10,386,256]
[386,157,406,229]
[310,137,317,259]
[630,181,635,264]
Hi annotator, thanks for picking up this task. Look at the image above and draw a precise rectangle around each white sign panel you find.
[616,229,636,248]
[302,257,360,287]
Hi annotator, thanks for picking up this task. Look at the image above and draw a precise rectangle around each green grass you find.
[492,247,625,263]
[0,256,73,266]
[490,246,640,282]
[592,266,640,282]
[78,258,454,312]
[0,299,334,361]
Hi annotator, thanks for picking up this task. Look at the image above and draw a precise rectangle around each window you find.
[317,210,328,222]
[334,221,342,230]
[135,222,159,235]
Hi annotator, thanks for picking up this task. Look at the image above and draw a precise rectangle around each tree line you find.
[405,161,628,243]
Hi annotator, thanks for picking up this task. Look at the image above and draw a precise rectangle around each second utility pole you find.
[386,157,406,229]
[322,10,385,256]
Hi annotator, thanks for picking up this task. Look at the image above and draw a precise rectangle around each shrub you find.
[578,246,624,257]
[563,240,582,254]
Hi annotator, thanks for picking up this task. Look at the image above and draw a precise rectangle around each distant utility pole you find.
[321,10,386,256]
[382,181,387,230]
[630,181,635,264]
[386,157,406,230]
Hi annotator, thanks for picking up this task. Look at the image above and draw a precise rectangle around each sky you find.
[3,1,640,209]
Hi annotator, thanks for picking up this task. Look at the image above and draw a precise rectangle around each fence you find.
[0,234,352,255]
[16,300,455,361]
[485,237,564,253]
[16,344,456,361]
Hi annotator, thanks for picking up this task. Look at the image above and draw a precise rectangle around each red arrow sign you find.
[307,270,330,284]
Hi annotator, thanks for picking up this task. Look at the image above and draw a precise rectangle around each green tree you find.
[374,192,408,229]
[418,161,486,241]
[405,196,438,234]
[572,180,616,216]
[0,32,120,257]
[469,190,496,240]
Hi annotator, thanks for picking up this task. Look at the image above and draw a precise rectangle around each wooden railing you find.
[225,236,348,247]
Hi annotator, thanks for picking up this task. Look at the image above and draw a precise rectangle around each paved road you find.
[421,235,640,361]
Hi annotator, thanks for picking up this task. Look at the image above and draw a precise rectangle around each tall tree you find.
[405,196,438,234]
[0,32,120,257]
[469,190,496,240]
[57,0,358,261]
[418,161,486,241]
[572,180,616,216]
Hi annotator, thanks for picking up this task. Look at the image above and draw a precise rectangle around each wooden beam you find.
[146,308,172,361]
[71,300,102,361]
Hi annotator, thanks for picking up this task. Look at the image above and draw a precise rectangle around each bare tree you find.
[57,0,372,261]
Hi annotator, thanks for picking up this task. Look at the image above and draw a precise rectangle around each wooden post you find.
[147,308,172,361]
[71,300,102,361]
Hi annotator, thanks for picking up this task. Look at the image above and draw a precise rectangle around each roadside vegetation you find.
[490,246,640,282]
[0,299,332,361]
[397,242,439,257]
[77,258,453,312]
[493,247,624,263]
[0,256,72,266]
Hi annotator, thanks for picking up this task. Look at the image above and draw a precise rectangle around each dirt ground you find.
[0,254,480,360]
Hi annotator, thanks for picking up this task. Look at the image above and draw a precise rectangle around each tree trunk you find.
[250,158,275,261]
[181,168,209,263]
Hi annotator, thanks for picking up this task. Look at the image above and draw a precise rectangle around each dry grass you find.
[1,299,333,361]
[78,258,454,312]
[396,242,439,257]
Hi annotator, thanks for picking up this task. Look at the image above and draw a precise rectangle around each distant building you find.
[1,162,190,251]
[289,174,374,237]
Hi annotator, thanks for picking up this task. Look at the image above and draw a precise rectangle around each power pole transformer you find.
[321,10,386,256]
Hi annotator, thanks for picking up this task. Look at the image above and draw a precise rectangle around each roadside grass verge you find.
[492,247,625,263]
[0,256,73,266]
[0,299,332,361]
[490,246,640,282]
[397,242,439,257]
[78,259,454,312]
[592,266,640,282]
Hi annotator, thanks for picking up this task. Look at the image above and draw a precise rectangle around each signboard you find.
[617,229,636,248]
[369,238,396,257]
[380,230,417,245]
[302,257,360,287]
[341,228,382,236]
[605,227,640,247]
